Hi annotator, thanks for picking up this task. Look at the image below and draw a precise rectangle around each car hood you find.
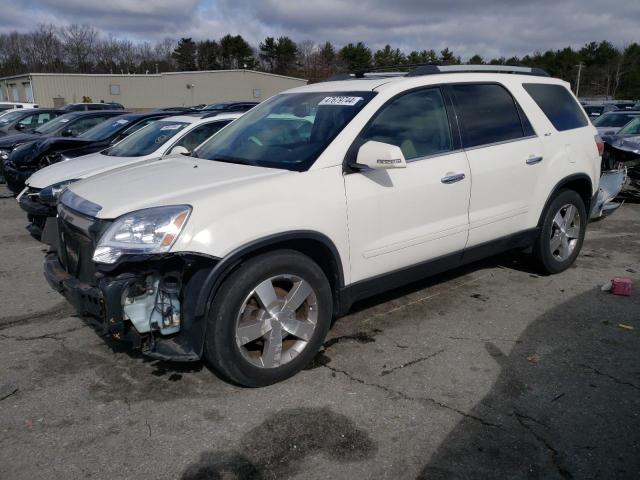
[0,133,40,149]
[27,152,157,189]
[610,135,640,154]
[65,155,287,219]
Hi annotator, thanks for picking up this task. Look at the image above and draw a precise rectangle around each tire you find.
[204,250,333,387]
[533,189,587,274]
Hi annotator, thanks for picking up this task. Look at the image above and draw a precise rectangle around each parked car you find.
[2,111,185,194]
[600,116,640,199]
[19,112,242,238]
[0,102,38,111]
[592,110,640,135]
[43,65,601,386]
[0,109,63,137]
[62,102,125,111]
[582,104,616,118]
[201,101,259,113]
[0,111,125,193]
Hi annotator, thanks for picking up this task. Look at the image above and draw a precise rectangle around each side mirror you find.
[168,145,189,156]
[61,129,74,137]
[355,140,407,170]
[14,123,25,131]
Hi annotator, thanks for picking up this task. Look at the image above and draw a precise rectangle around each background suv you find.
[43,65,600,387]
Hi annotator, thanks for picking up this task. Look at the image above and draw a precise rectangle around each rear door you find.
[345,87,471,284]
[450,83,545,247]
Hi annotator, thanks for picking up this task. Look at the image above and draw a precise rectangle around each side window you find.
[174,122,230,152]
[523,83,588,131]
[360,88,452,160]
[452,84,525,148]
[18,113,39,127]
[69,116,108,135]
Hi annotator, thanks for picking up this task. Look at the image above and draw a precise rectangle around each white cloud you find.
[2,0,639,60]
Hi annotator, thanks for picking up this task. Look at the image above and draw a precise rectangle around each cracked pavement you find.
[0,185,639,479]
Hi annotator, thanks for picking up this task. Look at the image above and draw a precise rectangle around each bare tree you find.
[60,24,97,73]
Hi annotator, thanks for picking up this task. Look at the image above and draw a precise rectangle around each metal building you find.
[0,70,307,109]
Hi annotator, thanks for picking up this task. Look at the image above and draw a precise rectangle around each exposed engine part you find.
[123,274,181,335]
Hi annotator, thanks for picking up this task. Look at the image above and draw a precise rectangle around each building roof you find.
[0,69,306,82]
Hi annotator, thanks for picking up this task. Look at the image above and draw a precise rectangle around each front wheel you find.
[533,189,587,274]
[204,250,333,387]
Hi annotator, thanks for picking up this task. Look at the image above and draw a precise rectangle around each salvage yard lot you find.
[0,186,638,480]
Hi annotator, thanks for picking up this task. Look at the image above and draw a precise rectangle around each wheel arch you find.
[194,231,346,321]
[538,173,593,227]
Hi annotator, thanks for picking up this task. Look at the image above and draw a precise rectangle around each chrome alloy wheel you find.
[235,274,318,369]
[549,203,581,261]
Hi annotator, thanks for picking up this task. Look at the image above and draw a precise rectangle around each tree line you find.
[1,24,639,98]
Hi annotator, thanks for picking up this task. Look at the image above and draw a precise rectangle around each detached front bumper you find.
[18,189,56,239]
[3,162,33,194]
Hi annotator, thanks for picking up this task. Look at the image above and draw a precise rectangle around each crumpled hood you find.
[0,133,40,149]
[611,135,640,153]
[65,155,287,219]
[27,152,156,189]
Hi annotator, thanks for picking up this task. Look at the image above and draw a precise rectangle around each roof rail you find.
[406,64,549,77]
[321,63,550,83]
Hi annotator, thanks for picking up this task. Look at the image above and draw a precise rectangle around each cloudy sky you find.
[3,0,639,59]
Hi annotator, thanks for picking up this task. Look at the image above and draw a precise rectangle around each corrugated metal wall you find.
[1,70,306,109]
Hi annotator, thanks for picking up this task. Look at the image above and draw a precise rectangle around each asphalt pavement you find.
[0,186,638,479]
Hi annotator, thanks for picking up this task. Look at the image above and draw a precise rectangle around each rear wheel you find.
[533,189,587,274]
[204,250,332,387]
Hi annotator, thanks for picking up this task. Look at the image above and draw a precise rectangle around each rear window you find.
[452,84,526,148]
[523,84,588,131]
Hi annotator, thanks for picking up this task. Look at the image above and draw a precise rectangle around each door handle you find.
[526,155,543,165]
[441,172,466,184]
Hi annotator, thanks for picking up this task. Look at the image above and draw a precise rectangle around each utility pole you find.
[575,62,583,98]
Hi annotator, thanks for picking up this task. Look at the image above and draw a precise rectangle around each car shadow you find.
[415,287,640,479]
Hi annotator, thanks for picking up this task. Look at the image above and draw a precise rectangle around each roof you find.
[285,71,568,95]
[0,69,307,83]
[162,112,243,124]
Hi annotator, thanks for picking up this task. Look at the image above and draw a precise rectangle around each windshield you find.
[618,117,640,135]
[0,110,25,127]
[593,113,640,127]
[34,114,73,134]
[79,117,131,141]
[105,120,188,157]
[196,92,376,171]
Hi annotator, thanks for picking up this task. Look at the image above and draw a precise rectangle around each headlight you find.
[0,149,9,160]
[38,179,79,204]
[92,205,191,264]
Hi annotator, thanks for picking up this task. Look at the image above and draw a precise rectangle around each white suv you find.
[43,65,601,386]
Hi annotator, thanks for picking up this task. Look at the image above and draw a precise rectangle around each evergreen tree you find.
[172,38,196,71]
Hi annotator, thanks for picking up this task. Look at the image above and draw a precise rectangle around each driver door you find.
[344,87,471,284]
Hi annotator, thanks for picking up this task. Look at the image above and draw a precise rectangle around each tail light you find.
[594,134,604,156]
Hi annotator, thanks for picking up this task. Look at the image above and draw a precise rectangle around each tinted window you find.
[452,84,525,148]
[618,117,640,135]
[359,88,452,160]
[106,121,188,157]
[523,83,588,131]
[176,121,230,152]
[79,117,131,140]
[592,112,640,128]
[196,92,376,171]
[67,116,111,136]
[34,114,75,134]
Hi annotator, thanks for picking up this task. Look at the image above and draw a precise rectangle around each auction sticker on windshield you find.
[318,96,364,106]
[161,124,182,130]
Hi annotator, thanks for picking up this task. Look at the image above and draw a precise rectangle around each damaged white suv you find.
[44,65,601,386]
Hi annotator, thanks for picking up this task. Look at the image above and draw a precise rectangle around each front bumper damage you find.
[43,212,219,362]
[3,161,33,194]
[17,187,56,238]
